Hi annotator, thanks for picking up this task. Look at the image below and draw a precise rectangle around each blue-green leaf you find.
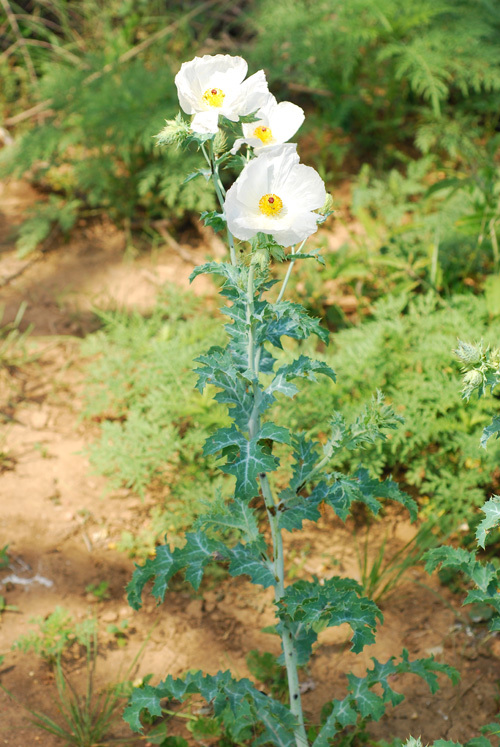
[277,577,383,654]
[312,698,358,747]
[227,541,275,588]
[196,496,261,543]
[221,437,279,501]
[312,468,417,522]
[127,544,181,610]
[289,434,321,491]
[263,301,329,348]
[126,531,226,609]
[258,423,291,444]
[476,496,500,548]
[125,669,298,746]
[203,425,242,456]
[424,546,498,593]
[267,355,336,400]
[481,416,500,449]
[189,261,240,286]
[277,488,323,532]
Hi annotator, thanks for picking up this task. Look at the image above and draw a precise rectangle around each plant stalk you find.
[276,239,307,304]
[203,140,237,266]
[246,261,309,747]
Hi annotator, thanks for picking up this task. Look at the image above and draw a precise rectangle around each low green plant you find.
[0,596,18,616]
[0,1,239,253]
[12,606,96,666]
[251,0,500,165]
[85,580,110,602]
[106,621,129,649]
[81,287,227,506]
[355,517,445,604]
[406,357,500,747]
[25,627,137,747]
[0,544,9,569]
[0,302,33,368]
[281,293,500,524]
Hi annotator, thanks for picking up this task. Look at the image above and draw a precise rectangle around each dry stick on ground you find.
[0,0,38,90]
[4,0,230,127]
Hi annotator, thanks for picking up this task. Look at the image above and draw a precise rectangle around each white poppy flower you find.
[224,144,326,247]
[231,95,305,154]
[175,54,270,135]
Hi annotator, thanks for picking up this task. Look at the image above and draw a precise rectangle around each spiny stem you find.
[246,263,309,747]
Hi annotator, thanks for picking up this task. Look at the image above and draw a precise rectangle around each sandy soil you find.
[1,179,499,747]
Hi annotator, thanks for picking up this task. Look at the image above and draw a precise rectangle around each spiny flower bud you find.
[454,339,484,367]
[463,369,483,388]
[155,113,191,148]
[489,347,500,370]
[318,193,334,216]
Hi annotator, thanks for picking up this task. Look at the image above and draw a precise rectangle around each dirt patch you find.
[0,179,498,747]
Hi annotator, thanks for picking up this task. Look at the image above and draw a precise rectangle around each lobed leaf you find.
[476,496,500,548]
[126,531,225,609]
[266,355,336,401]
[125,669,298,745]
[227,540,276,588]
[277,488,323,532]
[310,468,418,522]
[481,416,500,449]
[277,576,383,654]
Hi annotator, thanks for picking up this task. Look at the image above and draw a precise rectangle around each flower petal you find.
[191,110,219,134]
[279,164,326,211]
[269,102,305,144]
[231,70,271,116]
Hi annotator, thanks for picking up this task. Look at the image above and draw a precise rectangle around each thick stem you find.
[246,263,309,747]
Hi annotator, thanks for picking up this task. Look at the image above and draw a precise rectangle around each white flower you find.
[231,95,305,154]
[175,54,270,135]
[224,144,326,247]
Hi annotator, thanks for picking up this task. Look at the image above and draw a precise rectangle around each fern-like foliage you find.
[251,0,500,160]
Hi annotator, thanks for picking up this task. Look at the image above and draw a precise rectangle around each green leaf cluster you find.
[251,0,500,163]
[282,293,500,522]
[80,287,230,551]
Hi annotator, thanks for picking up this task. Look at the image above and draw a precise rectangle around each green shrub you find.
[251,0,500,165]
[282,292,500,523]
[81,287,229,546]
[0,1,237,252]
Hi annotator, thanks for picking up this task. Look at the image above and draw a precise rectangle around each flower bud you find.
[463,369,483,388]
[454,339,484,366]
[155,113,191,148]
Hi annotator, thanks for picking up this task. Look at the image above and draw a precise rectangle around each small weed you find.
[0,544,10,569]
[0,596,19,615]
[0,302,34,368]
[85,581,110,602]
[355,518,445,603]
[12,607,96,666]
[106,620,129,648]
[33,441,51,459]
[27,630,137,746]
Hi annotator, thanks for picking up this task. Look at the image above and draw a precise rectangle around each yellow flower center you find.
[253,125,274,144]
[202,87,225,107]
[259,193,284,217]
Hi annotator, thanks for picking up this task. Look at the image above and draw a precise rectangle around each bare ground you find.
[1,179,499,747]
